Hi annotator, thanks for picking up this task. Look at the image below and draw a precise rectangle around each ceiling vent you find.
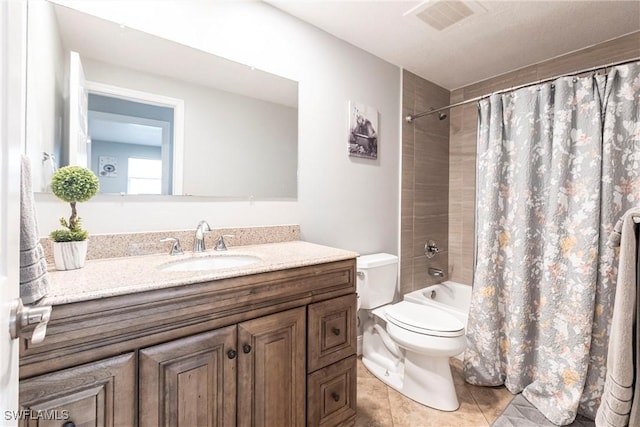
[405,1,487,31]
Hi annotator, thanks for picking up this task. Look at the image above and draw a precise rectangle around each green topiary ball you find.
[51,166,99,203]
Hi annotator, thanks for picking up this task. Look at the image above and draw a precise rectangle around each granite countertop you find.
[42,241,358,306]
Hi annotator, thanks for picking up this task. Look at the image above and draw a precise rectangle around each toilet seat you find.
[385,301,464,338]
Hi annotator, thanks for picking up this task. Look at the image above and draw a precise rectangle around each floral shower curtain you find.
[464,62,640,425]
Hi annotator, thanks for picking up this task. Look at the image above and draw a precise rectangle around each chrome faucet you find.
[194,220,211,252]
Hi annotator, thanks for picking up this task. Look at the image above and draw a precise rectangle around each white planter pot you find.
[52,240,88,271]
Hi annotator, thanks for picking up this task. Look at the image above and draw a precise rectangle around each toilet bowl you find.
[385,301,465,410]
[358,254,467,412]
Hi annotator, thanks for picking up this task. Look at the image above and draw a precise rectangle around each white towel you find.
[595,207,640,427]
[20,155,49,304]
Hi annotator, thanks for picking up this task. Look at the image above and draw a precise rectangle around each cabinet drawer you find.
[308,294,357,372]
[307,355,357,427]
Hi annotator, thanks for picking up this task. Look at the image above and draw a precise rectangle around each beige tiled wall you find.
[448,31,640,285]
[400,70,450,296]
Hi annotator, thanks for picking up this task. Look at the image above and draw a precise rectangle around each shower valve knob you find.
[425,240,441,258]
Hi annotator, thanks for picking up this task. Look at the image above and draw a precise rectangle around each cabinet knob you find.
[243,344,252,354]
[331,392,340,402]
[331,327,341,336]
[227,349,237,359]
[63,422,76,427]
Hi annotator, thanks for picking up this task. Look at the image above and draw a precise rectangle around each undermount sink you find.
[159,255,261,272]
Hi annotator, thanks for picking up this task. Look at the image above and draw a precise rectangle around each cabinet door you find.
[139,326,237,427]
[237,307,306,427]
[19,352,135,427]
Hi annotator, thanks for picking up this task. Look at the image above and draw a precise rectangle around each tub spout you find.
[429,267,444,278]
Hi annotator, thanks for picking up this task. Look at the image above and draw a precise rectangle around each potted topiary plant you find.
[50,165,99,270]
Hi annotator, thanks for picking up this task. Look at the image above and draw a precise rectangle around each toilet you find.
[358,253,466,411]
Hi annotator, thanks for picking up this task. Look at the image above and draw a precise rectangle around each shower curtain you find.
[464,62,640,425]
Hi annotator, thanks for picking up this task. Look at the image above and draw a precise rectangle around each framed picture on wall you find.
[348,101,378,160]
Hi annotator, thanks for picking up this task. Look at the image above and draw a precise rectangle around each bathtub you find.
[403,281,472,328]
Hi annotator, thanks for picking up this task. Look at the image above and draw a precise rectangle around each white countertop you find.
[42,241,358,305]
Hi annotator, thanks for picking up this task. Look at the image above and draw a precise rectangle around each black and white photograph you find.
[348,101,378,160]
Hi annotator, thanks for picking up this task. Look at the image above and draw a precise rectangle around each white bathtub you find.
[403,281,472,328]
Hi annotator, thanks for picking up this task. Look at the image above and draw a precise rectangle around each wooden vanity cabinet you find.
[19,259,357,427]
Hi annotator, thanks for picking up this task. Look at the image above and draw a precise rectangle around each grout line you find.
[452,360,492,426]
[463,384,492,426]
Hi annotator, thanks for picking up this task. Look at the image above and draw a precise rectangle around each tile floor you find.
[355,358,514,427]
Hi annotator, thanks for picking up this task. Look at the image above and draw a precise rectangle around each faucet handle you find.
[160,237,184,256]
[214,235,234,251]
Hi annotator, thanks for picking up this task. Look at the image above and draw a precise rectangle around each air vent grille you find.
[415,1,475,30]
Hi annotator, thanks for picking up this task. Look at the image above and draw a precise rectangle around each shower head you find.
[438,112,447,120]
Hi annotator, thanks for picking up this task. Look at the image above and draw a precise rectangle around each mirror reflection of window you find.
[88,93,174,195]
[127,158,162,195]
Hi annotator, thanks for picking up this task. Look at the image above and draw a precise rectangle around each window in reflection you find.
[88,93,174,195]
[127,158,162,195]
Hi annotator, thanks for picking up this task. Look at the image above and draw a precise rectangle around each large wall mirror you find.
[26,1,298,199]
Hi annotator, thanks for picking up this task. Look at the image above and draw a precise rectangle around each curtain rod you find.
[405,57,640,123]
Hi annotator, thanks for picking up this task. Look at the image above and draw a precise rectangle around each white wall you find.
[36,0,401,255]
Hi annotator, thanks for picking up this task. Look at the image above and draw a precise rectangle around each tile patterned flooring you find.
[355,358,515,427]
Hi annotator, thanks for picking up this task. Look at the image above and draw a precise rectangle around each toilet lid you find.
[385,301,465,337]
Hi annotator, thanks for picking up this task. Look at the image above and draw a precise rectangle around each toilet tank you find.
[357,253,398,310]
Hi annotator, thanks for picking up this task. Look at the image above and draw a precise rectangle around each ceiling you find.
[89,112,164,147]
[266,0,640,90]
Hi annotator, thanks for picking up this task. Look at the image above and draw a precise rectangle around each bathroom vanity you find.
[18,241,358,427]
